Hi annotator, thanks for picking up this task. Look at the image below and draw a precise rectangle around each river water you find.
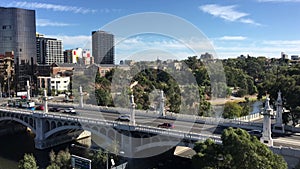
[0,131,76,169]
[0,131,191,169]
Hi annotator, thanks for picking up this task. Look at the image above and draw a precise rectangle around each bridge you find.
[0,88,300,167]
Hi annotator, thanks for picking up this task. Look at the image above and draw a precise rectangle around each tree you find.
[223,102,242,119]
[91,149,108,169]
[47,149,71,169]
[192,128,288,169]
[46,163,60,169]
[18,154,38,169]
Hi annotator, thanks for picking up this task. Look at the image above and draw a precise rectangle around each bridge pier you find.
[120,132,134,158]
[33,113,47,149]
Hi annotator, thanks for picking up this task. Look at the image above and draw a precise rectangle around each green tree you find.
[46,163,60,169]
[18,154,38,169]
[192,128,288,169]
[223,102,242,119]
[91,150,108,169]
[47,149,71,169]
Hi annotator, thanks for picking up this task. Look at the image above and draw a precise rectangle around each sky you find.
[1,0,300,62]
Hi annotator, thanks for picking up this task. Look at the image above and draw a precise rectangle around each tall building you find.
[92,30,114,64]
[0,7,36,92]
[36,34,64,65]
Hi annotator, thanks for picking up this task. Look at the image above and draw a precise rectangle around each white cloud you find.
[46,35,91,49]
[262,40,300,46]
[199,4,261,25]
[218,36,247,41]
[214,39,300,58]
[37,19,73,27]
[8,1,97,14]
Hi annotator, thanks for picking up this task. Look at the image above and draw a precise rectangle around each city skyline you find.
[1,0,300,62]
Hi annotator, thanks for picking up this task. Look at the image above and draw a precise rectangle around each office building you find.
[36,34,64,65]
[0,7,36,92]
[92,30,114,64]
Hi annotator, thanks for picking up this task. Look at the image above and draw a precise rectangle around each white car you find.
[64,108,77,115]
[117,115,130,122]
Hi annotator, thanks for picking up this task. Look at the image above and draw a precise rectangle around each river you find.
[0,131,77,169]
[0,131,191,169]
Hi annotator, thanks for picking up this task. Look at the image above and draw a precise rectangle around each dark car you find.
[49,107,60,112]
[248,130,262,138]
[157,123,174,129]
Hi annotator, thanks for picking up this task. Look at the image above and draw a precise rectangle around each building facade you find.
[0,7,37,91]
[92,30,114,64]
[37,75,70,94]
[64,48,93,65]
[0,51,14,96]
[36,34,64,65]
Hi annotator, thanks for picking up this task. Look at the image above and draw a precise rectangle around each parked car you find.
[1,103,7,107]
[157,123,174,129]
[49,107,60,112]
[248,130,262,138]
[63,108,77,115]
[116,115,130,122]
[35,105,44,110]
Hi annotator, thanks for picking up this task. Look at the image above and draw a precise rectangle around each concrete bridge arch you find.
[0,116,36,134]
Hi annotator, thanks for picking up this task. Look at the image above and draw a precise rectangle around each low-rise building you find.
[37,75,70,94]
[0,51,14,95]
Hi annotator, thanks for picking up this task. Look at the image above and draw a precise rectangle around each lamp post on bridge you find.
[26,80,31,100]
[79,85,84,108]
[43,89,48,113]
[129,81,138,126]
[159,90,165,117]
[260,98,274,146]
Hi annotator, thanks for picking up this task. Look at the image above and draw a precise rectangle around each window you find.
[51,81,54,83]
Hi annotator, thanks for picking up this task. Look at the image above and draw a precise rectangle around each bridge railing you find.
[43,101,263,130]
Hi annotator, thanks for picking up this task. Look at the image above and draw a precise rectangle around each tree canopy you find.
[192,127,287,169]
[18,154,38,169]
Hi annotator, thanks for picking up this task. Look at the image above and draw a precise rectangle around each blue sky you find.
[1,0,300,62]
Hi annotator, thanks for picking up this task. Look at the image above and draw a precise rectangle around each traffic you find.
[4,95,77,115]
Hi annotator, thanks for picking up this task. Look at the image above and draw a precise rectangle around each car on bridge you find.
[248,129,262,138]
[63,108,77,115]
[35,105,44,110]
[49,107,60,112]
[157,123,174,129]
[116,115,130,122]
